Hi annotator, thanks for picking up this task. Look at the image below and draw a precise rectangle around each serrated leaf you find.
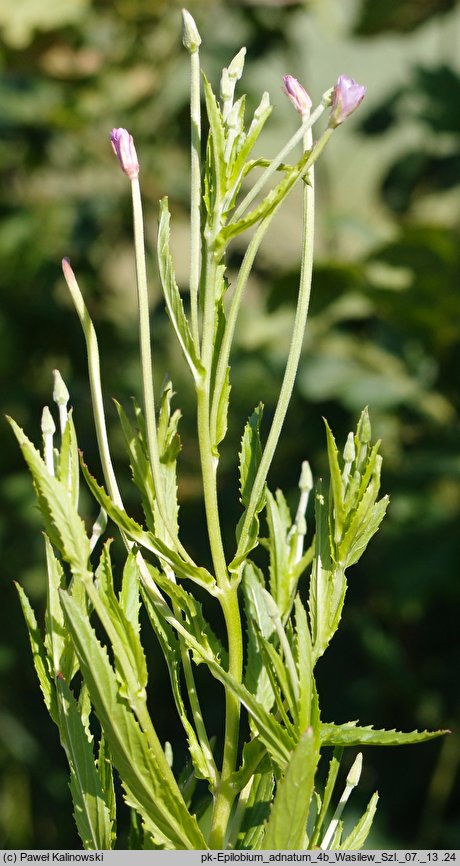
[58,410,80,509]
[339,792,379,850]
[80,457,214,589]
[235,769,274,850]
[239,404,264,509]
[56,675,112,850]
[320,722,449,747]
[157,199,202,378]
[242,561,275,711]
[15,582,58,723]
[115,400,156,535]
[91,542,148,705]
[324,419,345,543]
[155,381,181,543]
[97,735,116,847]
[262,727,320,850]
[59,589,207,849]
[218,148,311,245]
[293,596,313,733]
[309,481,347,664]
[144,563,227,668]
[202,74,227,217]
[44,537,77,683]
[310,747,344,849]
[8,417,91,578]
[213,364,231,452]
[141,585,218,787]
[119,552,141,636]
[265,489,293,620]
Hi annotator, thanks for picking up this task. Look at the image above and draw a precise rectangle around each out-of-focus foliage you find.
[353,0,459,35]
[1,0,459,850]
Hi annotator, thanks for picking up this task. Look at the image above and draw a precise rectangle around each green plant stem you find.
[210,206,278,446]
[196,249,244,845]
[189,48,202,347]
[234,126,333,566]
[208,586,243,849]
[131,179,193,565]
[62,259,124,510]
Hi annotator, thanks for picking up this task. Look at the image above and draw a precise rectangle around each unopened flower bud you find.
[329,74,366,128]
[110,127,139,180]
[182,9,201,53]
[283,74,312,118]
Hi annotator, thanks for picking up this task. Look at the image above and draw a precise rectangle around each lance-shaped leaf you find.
[225,93,272,212]
[309,481,347,664]
[158,199,202,379]
[143,563,227,668]
[59,589,207,849]
[115,400,156,535]
[320,722,449,747]
[141,586,218,788]
[218,149,311,246]
[339,792,379,850]
[56,675,113,850]
[15,582,58,724]
[202,74,227,218]
[235,769,274,850]
[44,537,77,684]
[58,410,80,509]
[231,405,266,572]
[80,458,215,589]
[242,562,275,712]
[262,726,320,850]
[8,418,91,578]
[97,735,116,848]
[92,542,148,708]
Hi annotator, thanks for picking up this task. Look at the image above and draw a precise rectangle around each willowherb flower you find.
[283,74,312,118]
[110,127,139,180]
[329,75,366,128]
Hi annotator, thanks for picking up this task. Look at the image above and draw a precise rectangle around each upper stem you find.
[189,48,202,347]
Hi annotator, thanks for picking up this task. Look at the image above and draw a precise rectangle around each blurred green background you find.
[1,0,459,849]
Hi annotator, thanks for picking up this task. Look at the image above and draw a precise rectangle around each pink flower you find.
[283,74,312,118]
[329,75,366,128]
[110,127,139,180]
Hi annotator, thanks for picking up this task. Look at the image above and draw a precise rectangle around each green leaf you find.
[235,769,274,850]
[213,364,231,452]
[119,552,141,636]
[143,563,227,668]
[15,582,58,723]
[226,94,272,208]
[202,74,227,218]
[239,404,264,508]
[219,149,311,245]
[324,420,345,543]
[92,542,148,706]
[320,722,449,747]
[55,675,113,850]
[80,457,215,589]
[156,381,181,542]
[310,747,344,849]
[115,400,156,535]
[141,585,218,787]
[58,410,80,509]
[157,198,202,378]
[44,537,77,683]
[309,480,347,664]
[262,727,320,850]
[293,596,313,733]
[242,562,275,711]
[265,488,293,620]
[339,792,379,850]
[97,735,117,847]
[59,589,207,849]
[8,417,91,578]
